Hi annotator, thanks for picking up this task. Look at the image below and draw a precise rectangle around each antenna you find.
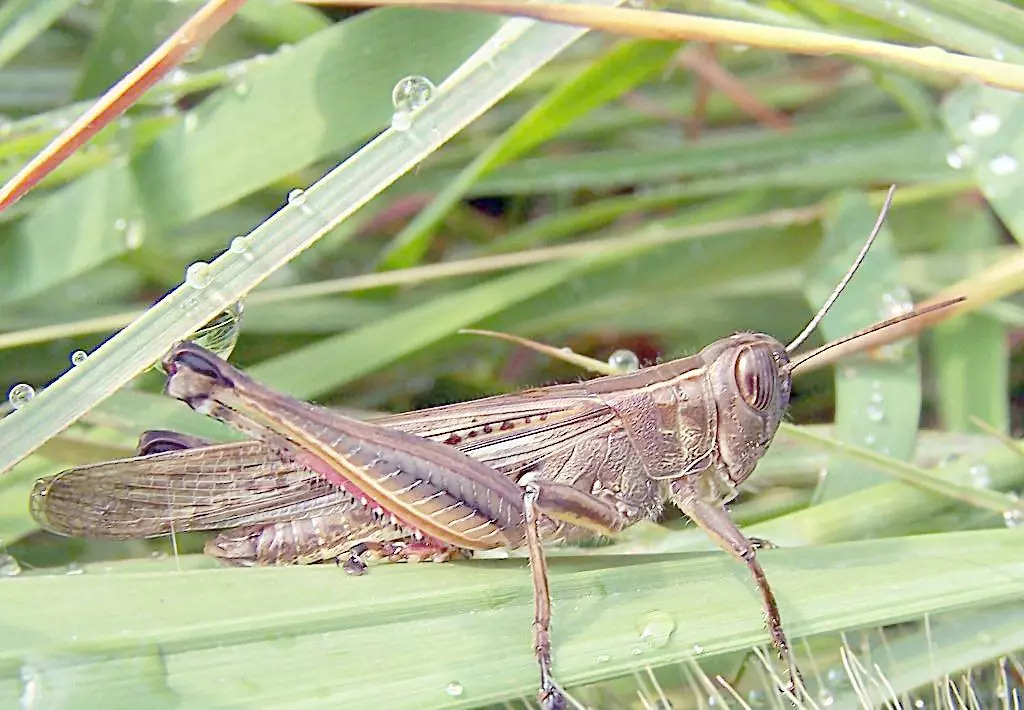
[785,297,966,374]
[785,185,897,353]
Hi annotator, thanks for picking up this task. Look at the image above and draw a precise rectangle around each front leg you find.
[522,478,635,710]
[671,485,802,697]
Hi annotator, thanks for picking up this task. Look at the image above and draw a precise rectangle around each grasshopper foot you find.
[339,553,368,576]
[539,685,567,710]
[749,536,778,550]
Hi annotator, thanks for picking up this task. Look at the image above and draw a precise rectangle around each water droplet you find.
[124,220,145,250]
[444,681,464,697]
[946,144,974,170]
[1003,508,1023,528]
[691,643,703,654]
[183,46,203,64]
[747,689,766,707]
[869,390,884,404]
[864,433,877,446]
[826,667,845,686]
[818,688,835,706]
[184,261,212,289]
[968,463,991,489]
[968,111,1001,137]
[866,404,885,423]
[168,68,189,85]
[392,75,435,113]
[70,350,88,366]
[65,562,85,575]
[608,349,640,373]
[233,80,250,96]
[229,235,254,263]
[184,113,198,133]
[0,553,21,577]
[989,154,1018,176]
[8,383,35,409]
[914,699,926,709]
[596,654,610,663]
[113,218,127,231]
[637,610,675,648]
[287,188,307,207]
[896,3,907,17]
[192,302,244,359]
[390,75,435,131]
[880,289,914,318]
[992,46,1006,61]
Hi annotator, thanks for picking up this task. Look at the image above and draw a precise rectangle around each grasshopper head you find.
[702,332,791,492]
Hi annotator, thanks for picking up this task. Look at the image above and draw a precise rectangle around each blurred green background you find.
[0,1,1023,708]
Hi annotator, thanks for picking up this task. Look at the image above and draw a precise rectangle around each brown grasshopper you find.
[31,188,960,708]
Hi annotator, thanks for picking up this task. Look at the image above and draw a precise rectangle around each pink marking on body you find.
[289,449,448,548]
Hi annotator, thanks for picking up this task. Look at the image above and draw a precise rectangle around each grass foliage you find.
[0,0,1023,707]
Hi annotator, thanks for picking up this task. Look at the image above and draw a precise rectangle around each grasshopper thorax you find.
[699,332,791,496]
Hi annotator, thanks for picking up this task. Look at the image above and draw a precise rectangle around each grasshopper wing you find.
[30,440,352,539]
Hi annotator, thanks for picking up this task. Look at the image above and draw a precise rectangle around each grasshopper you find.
[31,188,959,708]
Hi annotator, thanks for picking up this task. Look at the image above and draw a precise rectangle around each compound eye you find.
[734,346,776,410]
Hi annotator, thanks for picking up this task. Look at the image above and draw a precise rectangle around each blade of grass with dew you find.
[826,0,1024,64]
[912,0,1024,50]
[942,83,1024,245]
[0,1,623,477]
[929,208,1011,433]
[0,9,505,303]
[751,439,1024,546]
[802,192,922,501]
[379,37,681,268]
[0,528,1022,707]
[778,423,1021,516]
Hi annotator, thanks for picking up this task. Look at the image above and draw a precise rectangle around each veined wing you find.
[31,440,357,538]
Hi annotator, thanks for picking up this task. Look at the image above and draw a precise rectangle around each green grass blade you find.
[942,83,1024,245]
[2,529,1022,708]
[0,0,77,70]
